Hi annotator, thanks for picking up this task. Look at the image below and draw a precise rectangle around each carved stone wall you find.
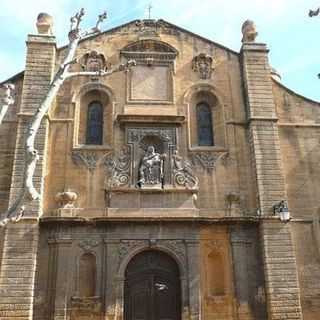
[35,222,200,320]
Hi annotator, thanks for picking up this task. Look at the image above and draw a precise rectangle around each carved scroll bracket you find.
[172,150,198,190]
[104,146,132,188]
[72,150,99,172]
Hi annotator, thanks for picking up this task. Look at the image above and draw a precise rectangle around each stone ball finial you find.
[36,13,53,35]
[241,20,258,43]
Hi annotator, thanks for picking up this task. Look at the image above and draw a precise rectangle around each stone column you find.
[240,20,303,320]
[0,13,56,319]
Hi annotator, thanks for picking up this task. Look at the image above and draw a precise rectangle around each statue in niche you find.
[172,150,198,189]
[138,146,166,188]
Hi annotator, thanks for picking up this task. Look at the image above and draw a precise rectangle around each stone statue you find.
[172,150,198,189]
[138,146,165,187]
[241,20,258,43]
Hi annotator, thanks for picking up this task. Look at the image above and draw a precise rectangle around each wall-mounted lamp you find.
[273,200,290,222]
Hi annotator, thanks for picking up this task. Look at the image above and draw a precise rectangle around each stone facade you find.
[0,14,319,320]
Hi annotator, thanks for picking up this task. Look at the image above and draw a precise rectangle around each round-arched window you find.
[196,102,214,146]
[86,101,103,145]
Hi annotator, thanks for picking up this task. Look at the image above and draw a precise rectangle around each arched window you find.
[79,253,96,297]
[196,102,214,146]
[86,101,103,145]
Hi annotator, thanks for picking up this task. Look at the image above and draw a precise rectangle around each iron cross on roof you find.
[147,3,153,19]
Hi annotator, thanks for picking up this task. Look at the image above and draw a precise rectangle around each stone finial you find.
[241,20,258,43]
[36,13,53,35]
[55,190,78,209]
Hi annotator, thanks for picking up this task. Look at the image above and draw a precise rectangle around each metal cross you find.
[147,3,153,19]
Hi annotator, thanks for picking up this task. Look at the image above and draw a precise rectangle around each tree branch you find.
[0,9,136,228]
[309,7,320,17]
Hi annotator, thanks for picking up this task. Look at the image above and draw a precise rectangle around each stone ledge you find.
[40,215,281,225]
[116,114,185,125]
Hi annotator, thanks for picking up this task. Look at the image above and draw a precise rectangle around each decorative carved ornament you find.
[192,53,215,80]
[79,239,100,251]
[204,240,225,251]
[72,150,98,172]
[225,192,241,209]
[104,146,131,188]
[121,39,177,64]
[172,150,198,190]
[118,240,146,268]
[55,190,78,209]
[127,127,176,145]
[241,20,258,43]
[135,19,162,37]
[161,240,186,262]
[133,19,180,37]
[80,50,107,72]
[190,152,229,170]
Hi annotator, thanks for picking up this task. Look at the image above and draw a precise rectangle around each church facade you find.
[0,12,320,320]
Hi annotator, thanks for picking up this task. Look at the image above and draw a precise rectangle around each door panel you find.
[124,250,181,320]
[129,278,150,320]
[154,276,178,320]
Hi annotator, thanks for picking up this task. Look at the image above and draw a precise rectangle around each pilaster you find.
[9,33,56,216]
[241,42,286,216]
[240,21,303,320]
[0,15,56,320]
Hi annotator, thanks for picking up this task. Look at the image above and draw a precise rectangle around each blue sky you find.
[1,0,320,101]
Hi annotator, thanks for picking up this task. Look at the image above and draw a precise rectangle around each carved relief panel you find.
[104,126,199,210]
[127,126,177,188]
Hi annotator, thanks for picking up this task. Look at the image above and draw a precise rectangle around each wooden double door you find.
[124,250,181,320]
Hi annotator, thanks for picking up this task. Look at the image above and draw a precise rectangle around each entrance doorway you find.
[124,250,181,320]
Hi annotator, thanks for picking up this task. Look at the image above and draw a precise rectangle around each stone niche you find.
[105,125,199,215]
